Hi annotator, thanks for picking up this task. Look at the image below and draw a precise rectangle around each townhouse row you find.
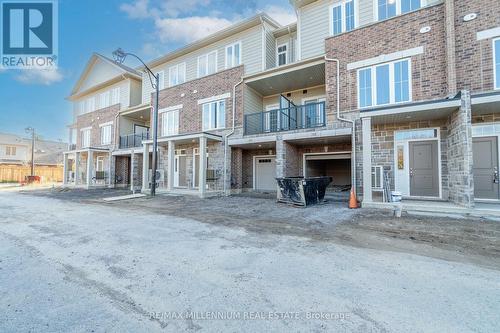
[63,0,500,208]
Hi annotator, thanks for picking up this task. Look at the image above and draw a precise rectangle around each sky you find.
[0,0,296,142]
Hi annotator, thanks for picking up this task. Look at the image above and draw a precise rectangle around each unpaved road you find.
[1,189,500,332]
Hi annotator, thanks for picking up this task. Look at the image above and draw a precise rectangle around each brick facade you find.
[76,105,119,149]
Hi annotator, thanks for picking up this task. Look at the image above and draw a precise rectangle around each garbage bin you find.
[276,177,332,207]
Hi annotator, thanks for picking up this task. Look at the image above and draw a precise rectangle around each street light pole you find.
[25,127,35,176]
[112,48,159,196]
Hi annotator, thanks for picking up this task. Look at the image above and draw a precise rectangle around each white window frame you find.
[99,122,113,145]
[197,50,218,78]
[329,0,357,36]
[161,109,180,137]
[276,42,288,67]
[494,38,500,90]
[372,166,384,189]
[225,41,242,69]
[96,156,105,172]
[375,0,427,21]
[5,146,16,156]
[111,87,120,105]
[80,128,91,148]
[202,99,226,131]
[99,91,110,109]
[168,63,186,87]
[357,58,412,109]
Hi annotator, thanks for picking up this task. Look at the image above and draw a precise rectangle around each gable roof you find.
[68,53,142,100]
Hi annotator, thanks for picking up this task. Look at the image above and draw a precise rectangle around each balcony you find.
[119,132,150,149]
[244,102,326,136]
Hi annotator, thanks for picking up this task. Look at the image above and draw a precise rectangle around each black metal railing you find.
[119,131,150,149]
[244,101,326,135]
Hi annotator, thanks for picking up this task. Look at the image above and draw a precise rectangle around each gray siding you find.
[359,0,374,26]
[244,85,263,114]
[264,22,276,70]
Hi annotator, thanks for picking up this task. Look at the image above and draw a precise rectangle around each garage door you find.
[255,157,276,191]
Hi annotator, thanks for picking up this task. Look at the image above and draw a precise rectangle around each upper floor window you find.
[111,87,120,105]
[225,42,241,69]
[99,91,110,109]
[330,0,355,36]
[5,146,16,156]
[100,123,112,145]
[81,128,91,148]
[494,39,500,90]
[161,109,179,136]
[198,51,217,78]
[202,100,225,131]
[377,0,423,21]
[277,44,288,66]
[168,63,186,87]
[357,58,411,108]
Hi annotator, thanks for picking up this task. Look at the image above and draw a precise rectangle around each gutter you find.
[223,77,244,195]
[324,56,357,195]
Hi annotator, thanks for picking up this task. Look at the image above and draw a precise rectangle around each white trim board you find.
[477,26,500,41]
[197,93,231,105]
[159,104,183,113]
[347,47,424,70]
[99,121,113,127]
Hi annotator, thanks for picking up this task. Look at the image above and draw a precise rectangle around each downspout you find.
[223,77,244,195]
[324,56,357,195]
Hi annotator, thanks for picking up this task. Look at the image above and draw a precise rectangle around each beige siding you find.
[358,0,374,26]
[262,85,326,109]
[142,25,264,105]
[276,32,298,65]
[244,85,264,114]
[78,59,123,93]
[264,22,276,70]
[129,79,142,107]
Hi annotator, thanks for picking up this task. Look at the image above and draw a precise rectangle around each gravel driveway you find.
[0,190,499,332]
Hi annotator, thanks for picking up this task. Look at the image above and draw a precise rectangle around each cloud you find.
[120,0,211,19]
[160,0,211,18]
[14,67,64,85]
[119,0,150,19]
[262,5,297,26]
[154,16,233,44]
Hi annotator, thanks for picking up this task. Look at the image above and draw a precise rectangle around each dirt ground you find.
[26,188,500,271]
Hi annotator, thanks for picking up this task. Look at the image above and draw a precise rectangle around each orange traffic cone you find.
[348,187,358,209]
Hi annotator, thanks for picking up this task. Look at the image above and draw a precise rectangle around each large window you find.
[495,39,500,90]
[202,100,225,131]
[277,44,288,66]
[378,0,423,21]
[168,63,186,87]
[161,110,179,136]
[81,128,91,148]
[197,51,217,78]
[357,59,411,108]
[100,124,112,145]
[5,146,16,156]
[330,1,356,36]
[225,42,241,69]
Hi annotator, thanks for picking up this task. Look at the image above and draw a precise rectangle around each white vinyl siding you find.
[225,41,242,69]
[161,110,179,136]
[100,124,112,145]
[81,129,91,148]
[357,58,411,108]
[197,51,218,78]
[86,97,96,113]
[168,63,186,87]
[494,39,500,90]
[202,100,226,131]
[99,91,110,109]
[329,1,356,36]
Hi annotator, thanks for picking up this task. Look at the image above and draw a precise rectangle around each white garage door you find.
[254,156,276,191]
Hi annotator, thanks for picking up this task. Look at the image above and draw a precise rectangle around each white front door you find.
[254,156,276,191]
[174,155,187,188]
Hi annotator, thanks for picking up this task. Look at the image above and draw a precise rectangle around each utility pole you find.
[25,127,35,176]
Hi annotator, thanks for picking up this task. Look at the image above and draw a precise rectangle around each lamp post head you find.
[112,48,127,64]
[25,127,33,133]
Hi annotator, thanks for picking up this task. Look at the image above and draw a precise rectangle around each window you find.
[168,63,186,87]
[81,129,91,148]
[225,42,241,69]
[377,0,424,21]
[111,87,120,105]
[495,39,500,90]
[198,51,217,78]
[161,110,179,136]
[357,59,411,108]
[277,44,288,66]
[330,1,355,36]
[100,124,112,145]
[99,91,110,109]
[202,100,225,130]
[96,156,104,172]
[5,146,16,156]
[394,128,437,141]
[372,166,384,189]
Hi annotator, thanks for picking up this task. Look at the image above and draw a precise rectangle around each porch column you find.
[142,144,150,192]
[63,153,68,185]
[167,141,175,191]
[86,150,94,188]
[362,117,372,203]
[199,136,207,198]
[130,151,135,192]
[108,154,113,188]
[74,152,80,185]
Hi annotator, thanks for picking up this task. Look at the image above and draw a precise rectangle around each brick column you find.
[199,137,207,198]
[63,153,68,185]
[86,151,94,189]
[447,90,474,207]
[231,147,243,193]
[167,141,175,191]
[362,117,372,203]
[276,137,300,178]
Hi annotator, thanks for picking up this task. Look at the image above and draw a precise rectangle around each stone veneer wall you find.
[115,156,130,187]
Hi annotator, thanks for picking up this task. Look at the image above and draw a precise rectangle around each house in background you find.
[0,132,67,183]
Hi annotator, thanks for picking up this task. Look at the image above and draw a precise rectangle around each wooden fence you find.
[0,165,63,183]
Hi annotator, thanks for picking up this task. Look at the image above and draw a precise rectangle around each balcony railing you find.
[119,132,150,149]
[244,102,326,135]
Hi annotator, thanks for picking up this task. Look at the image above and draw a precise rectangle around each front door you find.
[174,155,187,187]
[473,136,499,199]
[254,157,276,191]
[409,140,439,197]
